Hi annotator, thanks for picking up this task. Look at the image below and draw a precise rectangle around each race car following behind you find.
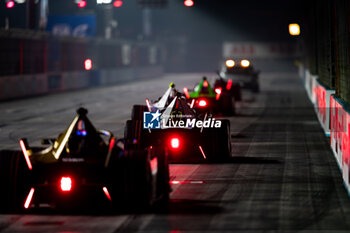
[185,77,236,116]
[125,83,232,163]
[0,108,169,213]
[220,59,260,93]
[213,75,242,102]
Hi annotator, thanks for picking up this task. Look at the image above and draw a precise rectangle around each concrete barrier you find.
[0,66,163,101]
[304,69,317,103]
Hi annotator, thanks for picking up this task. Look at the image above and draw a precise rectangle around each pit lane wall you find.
[302,68,349,195]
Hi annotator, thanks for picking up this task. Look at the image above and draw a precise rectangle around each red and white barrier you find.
[302,69,349,195]
[313,79,335,136]
[330,95,350,193]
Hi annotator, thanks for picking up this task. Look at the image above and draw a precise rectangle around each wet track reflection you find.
[0,73,350,232]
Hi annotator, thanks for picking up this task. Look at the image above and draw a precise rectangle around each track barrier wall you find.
[0,66,163,101]
[303,68,350,195]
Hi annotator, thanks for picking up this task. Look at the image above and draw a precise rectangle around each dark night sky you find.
[0,0,308,42]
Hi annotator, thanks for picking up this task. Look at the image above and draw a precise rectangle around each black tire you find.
[124,120,141,149]
[206,120,231,162]
[217,120,232,158]
[232,83,242,101]
[124,120,153,149]
[124,149,154,210]
[221,94,235,116]
[252,82,260,93]
[131,105,148,121]
[150,146,169,211]
[0,150,31,213]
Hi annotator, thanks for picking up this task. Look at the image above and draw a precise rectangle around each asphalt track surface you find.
[0,72,350,232]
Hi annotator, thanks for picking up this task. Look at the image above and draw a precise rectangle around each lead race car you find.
[0,108,169,213]
[125,83,232,163]
[219,58,260,93]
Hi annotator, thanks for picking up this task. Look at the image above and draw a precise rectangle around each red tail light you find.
[170,138,180,149]
[103,187,112,201]
[215,88,222,95]
[215,88,222,100]
[60,177,72,192]
[203,80,208,87]
[198,100,207,107]
[19,139,32,170]
[226,79,233,90]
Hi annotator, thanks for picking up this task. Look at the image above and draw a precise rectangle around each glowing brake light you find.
[60,177,72,192]
[184,0,194,7]
[170,138,180,149]
[78,0,87,8]
[7,1,15,8]
[226,79,233,90]
[198,100,207,107]
[113,0,123,7]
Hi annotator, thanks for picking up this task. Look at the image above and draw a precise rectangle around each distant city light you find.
[113,0,123,7]
[7,1,15,8]
[184,0,194,7]
[84,59,92,70]
[78,0,87,8]
[289,23,300,36]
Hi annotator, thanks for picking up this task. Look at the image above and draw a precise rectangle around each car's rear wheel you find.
[124,120,153,149]
[232,83,242,101]
[150,146,169,211]
[124,149,154,211]
[0,150,31,213]
[205,120,231,162]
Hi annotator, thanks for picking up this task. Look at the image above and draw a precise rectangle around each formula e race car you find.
[125,83,232,163]
[184,77,236,116]
[213,75,242,102]
[219,59,260,93]
[0,108,169,213]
